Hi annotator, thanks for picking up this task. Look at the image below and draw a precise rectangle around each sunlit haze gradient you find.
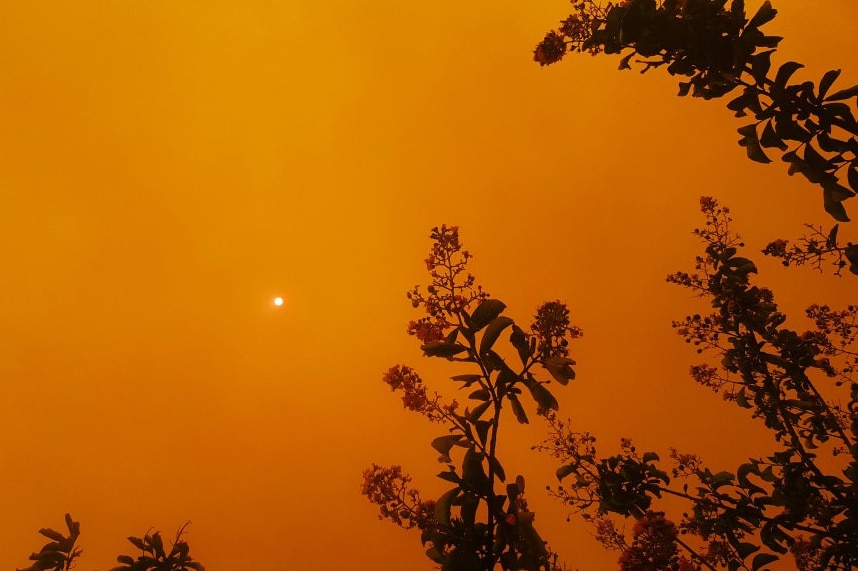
[0,1,856,569]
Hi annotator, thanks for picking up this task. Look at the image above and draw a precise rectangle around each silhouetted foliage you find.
[536,0,858,275]
[18,514,81,571]
[19,517,204,571]
[536,0,858,221]
[537,198,858,571]
[362,225,581,571]
[110,523,204,571]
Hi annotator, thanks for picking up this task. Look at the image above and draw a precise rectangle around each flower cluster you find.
[534,1,611,65]
[618,512,679,571]
[360,464,436,531]
[406,225,487,341]
[591,515,629,552]
[668,448,703,479]
[382,365,457,422]
[531,301,583,359]
[406,317,451,344]
[534,31,567,66]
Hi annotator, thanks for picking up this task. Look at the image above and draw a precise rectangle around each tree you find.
[18,516,205,571]
[361,225,583,571]
[362,3,857,570]
[537,197,857,571]
[535,0,858,275]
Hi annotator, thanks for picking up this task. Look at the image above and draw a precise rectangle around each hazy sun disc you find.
[273,297,284,307]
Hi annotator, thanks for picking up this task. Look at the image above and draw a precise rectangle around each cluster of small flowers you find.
[534,0,611,65]
[534,413,597,463]
[762,238,791,262]
[693,197,743,263]
[665,269,706,292]
[591,514,629,552]
[806,304,858,349]
[382,365,457,422]
[360,464,435,530]
[383,365,431,415]
[618,512,679,571]
[672,314,721,354]
[688,364,728,394]
[406,225,487,339]
[407,317,452,344]
[668,447,703,479]
[533,31,568,66]
[531,301,583,359]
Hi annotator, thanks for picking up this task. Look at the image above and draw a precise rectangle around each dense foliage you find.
[535,0,858,274]
[362,200,858,570]
[539,198,857,571]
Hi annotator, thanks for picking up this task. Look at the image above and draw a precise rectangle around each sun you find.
[273,297,284,307]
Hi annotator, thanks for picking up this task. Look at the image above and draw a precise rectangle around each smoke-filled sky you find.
[0,1,856,569]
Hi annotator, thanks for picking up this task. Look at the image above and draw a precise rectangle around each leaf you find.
[432,435,464,459]
[759,120,787,150]
[826,224,839,248]
[510,325,530,365]
[488,455,506,482]
[736,388,752,408]
[479,316,514,355]
[826,84,858,101]
[495,367,519,395]
[737,541,759,559]
[467,400,492,423]
[845,245,858,275]
[556,464,576,481]
[508,393,529,424]
[421,341,468,359]
[823,183,852,222]
[641,452,659,464]
[541,356,577,385]
[803,143,831,172]
[773,61,803,91]
[737,123,771,163]
[468,389,491,401]
[819,69,841,99]
[463,448,491,494]
[618,52,634,70]
[474,420,491,446]
[434,488,459,526]
[437,469,461,484]
[750,50,773,86]
[451,374,482,386]
[469,299,506,331]
[746,0,777,30]
[459,492,480,525]
[38,529,66,542]
[527,382,559,412]
[677,81,692,97]
[848,166,858,192]
[150,532,165,559]
[752,553,779,571]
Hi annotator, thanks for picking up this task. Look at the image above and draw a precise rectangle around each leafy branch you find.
[363,225,581,571]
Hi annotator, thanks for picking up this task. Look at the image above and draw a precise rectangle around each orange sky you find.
[0,1,856,569]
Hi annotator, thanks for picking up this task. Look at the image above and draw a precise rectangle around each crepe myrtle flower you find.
[382,365,458,422]
[532,300,583,359]
[534,31,567,66]
[361,464,437,531]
